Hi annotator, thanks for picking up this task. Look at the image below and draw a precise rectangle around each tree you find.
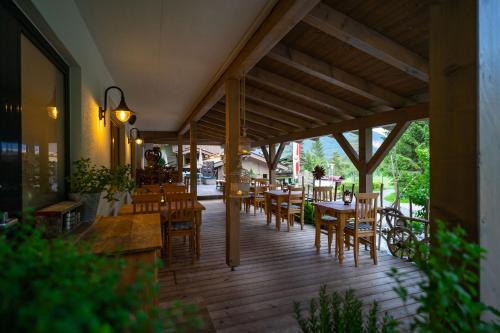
[332,152,356,178]
[379,121,430,215]
[302,140,327,172]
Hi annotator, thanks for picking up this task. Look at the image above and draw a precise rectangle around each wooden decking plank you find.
[159,200,422,332]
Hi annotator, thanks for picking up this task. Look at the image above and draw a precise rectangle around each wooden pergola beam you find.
[213,103,295,133]
[246,85,329,125]
[178,0,320,135]
[252,103,427,147]
[332,133,360,170]
[244,99,312,129]
[211,105,288,134]
[269,43,410,108]
[303,3,429,82]
[366,122,409,173]
[261,145,270,164]
[272,142,286,169]
[202,113,272,138]
[248,67,369,119]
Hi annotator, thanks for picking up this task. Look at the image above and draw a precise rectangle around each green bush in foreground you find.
[0,219,203,333]
[294,287,397,333]
[389,221,500,333]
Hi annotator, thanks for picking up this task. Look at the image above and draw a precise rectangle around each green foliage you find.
[0,219,203,333]
[332,152,356,179]
[104,164,135,202]
[379,121,429,216]
[294,286,398,333]
[304,201,315,225]
[68,158,135,202]
[67,158,108,194]
[248,168,257,178]
[303,140,327,172]
[389,221,500,332]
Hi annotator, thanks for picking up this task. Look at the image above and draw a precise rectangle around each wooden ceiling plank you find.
[248,67,370,119]
[178,0,321,135]
[246,85,331,125]
[303,3,429,82]
[269,43,410,107]
[252,103,428,147]
[211,104,289,133]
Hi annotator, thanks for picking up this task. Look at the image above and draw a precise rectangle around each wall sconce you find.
[99,86,134,126]
[128,127,143,145]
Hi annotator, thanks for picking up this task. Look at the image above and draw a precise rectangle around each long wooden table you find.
[78,213,163,285]
[314,201,356,264]
[119,201,206,258]
[264,190,291,231]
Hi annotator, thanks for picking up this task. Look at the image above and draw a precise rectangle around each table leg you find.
[196,211,201,259]
[276,196,282,231]
[337,213,346,264]
[265,194,271,225]
[315,207,321,253]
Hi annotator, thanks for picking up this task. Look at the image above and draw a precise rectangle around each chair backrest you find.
[163,183,186,194]
[140,184,161,193]
[313,186,333,202]
[165,193,196,226]
[354,193,379,230]
[287,186,305,206]
[132,193,162,214]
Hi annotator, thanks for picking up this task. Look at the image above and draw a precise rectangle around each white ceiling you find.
[75,0,273,131]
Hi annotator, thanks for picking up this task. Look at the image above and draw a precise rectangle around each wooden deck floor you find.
[159,200,422,332]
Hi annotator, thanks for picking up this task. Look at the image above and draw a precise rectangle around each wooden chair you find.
[163,183,186,194]
[132,193,162,214]
[273,186,305,231]
[344,193,379,267]
[183,175,190,193]
[139,184,162,193]
[313,186,333,202]
[164,193,197,265]
[313,186,338,255]
[251,182,267,215]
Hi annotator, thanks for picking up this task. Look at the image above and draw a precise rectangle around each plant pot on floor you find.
[69,192,100,223]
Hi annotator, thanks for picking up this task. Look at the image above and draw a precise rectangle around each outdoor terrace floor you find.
[159,200,423,332]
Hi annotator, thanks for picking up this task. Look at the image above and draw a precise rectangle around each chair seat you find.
[320,215,337,223]
[345,222,373,231]
[171,221,193,231]
[272,202,301,210]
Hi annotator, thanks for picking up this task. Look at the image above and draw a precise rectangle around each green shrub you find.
[294,286,398,333]
[389,221,500,332]
[304,201,315,225]
[0,219,203,333]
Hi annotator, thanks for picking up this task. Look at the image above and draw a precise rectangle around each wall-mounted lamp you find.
[128,127,143,145]
[99,86,134,126]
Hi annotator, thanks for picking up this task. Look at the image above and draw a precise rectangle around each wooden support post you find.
[225,78,240,269]
[177,134,183,182]
[189,122,197,196]
[268,144,276,184]
[358,128,372,193]
[430,0,500,310]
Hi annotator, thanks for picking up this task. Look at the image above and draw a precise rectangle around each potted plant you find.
[68,158,108,223]
[104,165,135,215]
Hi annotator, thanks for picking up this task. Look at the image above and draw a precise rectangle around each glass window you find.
[21,34,65,209]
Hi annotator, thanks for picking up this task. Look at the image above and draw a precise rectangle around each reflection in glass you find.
[21,34,65,209]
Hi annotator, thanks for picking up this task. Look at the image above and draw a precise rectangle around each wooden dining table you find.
[78,213,163,285]
[119,201,206,258]
[314,201,356,264]
[264,189,291,231]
